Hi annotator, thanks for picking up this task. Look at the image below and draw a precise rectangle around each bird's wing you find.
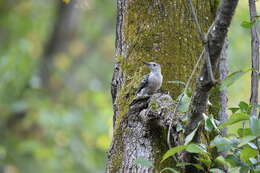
[136,74,149,94]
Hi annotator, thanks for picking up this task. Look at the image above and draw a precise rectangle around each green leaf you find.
[210,136,232,152]
[214,156,228,167]
[209,168,225,173]
[228,167,240,173]
[197,157,212,168]
[240,145,258,163]
[176,93,191,112]
[250,116,260,136]
[203,114,213,132]
[253,167,260,173]
[248,142,257,149]
[229,107,240,113]
[203,114,219,132]
[249,158,257,165]
[240,166,250,173]
[161,145,187,163]
[237,128,253,137]
[220,70,249,89]
[220,113,249,128]
[239,101,249,112]
[225,155,241,167]
[238,136,257,147]
[184,122,200,145]
[134,157,154,168]
[176,162,204,171]
[176,123,183,132]
[160,167,180,173]
[241,20,256,28]
[186,143,207,154]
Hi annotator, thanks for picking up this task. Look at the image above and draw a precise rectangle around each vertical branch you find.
[39,0,80,89]
[218,39,228,127]
[218,39,228,148]
[111,0,125,128]
[248,0,259,117]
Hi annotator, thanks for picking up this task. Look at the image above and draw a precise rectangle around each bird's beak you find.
[143,62,150,66]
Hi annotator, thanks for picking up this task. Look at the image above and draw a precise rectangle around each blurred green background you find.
[0,0,258,172]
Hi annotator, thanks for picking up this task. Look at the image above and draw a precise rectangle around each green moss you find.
[115,55,124,63]
[111,153,123,173]
[110,60,144,172]
[150,100,159,111]
[110,128,124,172]
[208,86,221,118]
[121,0,215,99]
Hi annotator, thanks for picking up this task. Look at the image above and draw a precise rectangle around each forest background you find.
[0,0,259,172]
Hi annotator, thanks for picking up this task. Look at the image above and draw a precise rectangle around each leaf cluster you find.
[135,101,260,173]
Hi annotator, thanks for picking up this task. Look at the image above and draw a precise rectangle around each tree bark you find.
[248,0,259,117]
[106,0,229,172]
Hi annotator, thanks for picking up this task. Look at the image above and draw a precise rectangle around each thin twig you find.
[204,43,216,83]
[185,50,205,93]
[186,0,206,43]
[186,0,216,83]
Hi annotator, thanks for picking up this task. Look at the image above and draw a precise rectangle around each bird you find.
[136,62,163,96]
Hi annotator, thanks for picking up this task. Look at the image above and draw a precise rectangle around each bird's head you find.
[143,62,161,72]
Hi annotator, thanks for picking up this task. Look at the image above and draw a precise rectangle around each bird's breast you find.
[148,73,163,91]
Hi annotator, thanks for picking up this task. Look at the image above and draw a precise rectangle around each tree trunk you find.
[39,0,80,89]
[107,0,221,172]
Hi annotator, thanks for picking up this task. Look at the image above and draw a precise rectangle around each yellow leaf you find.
[62,0,71,4]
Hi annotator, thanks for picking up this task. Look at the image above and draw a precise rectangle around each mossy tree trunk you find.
[106,0,227,172]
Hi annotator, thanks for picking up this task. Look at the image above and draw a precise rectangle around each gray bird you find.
[136,62,163,96]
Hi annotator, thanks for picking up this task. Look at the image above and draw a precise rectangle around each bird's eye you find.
[153,64,156,66]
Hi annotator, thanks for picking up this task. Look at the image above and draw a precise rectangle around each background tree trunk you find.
[107,0,224,172]
[39,0,80,89]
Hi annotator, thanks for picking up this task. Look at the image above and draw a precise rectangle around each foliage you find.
[161,102,260,172]
[134,157,154,168]
[0,0,115,172]
[220,69,251,90]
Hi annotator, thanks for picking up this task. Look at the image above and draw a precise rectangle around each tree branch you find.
[248,0,259,117]
[187,0,239,132]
